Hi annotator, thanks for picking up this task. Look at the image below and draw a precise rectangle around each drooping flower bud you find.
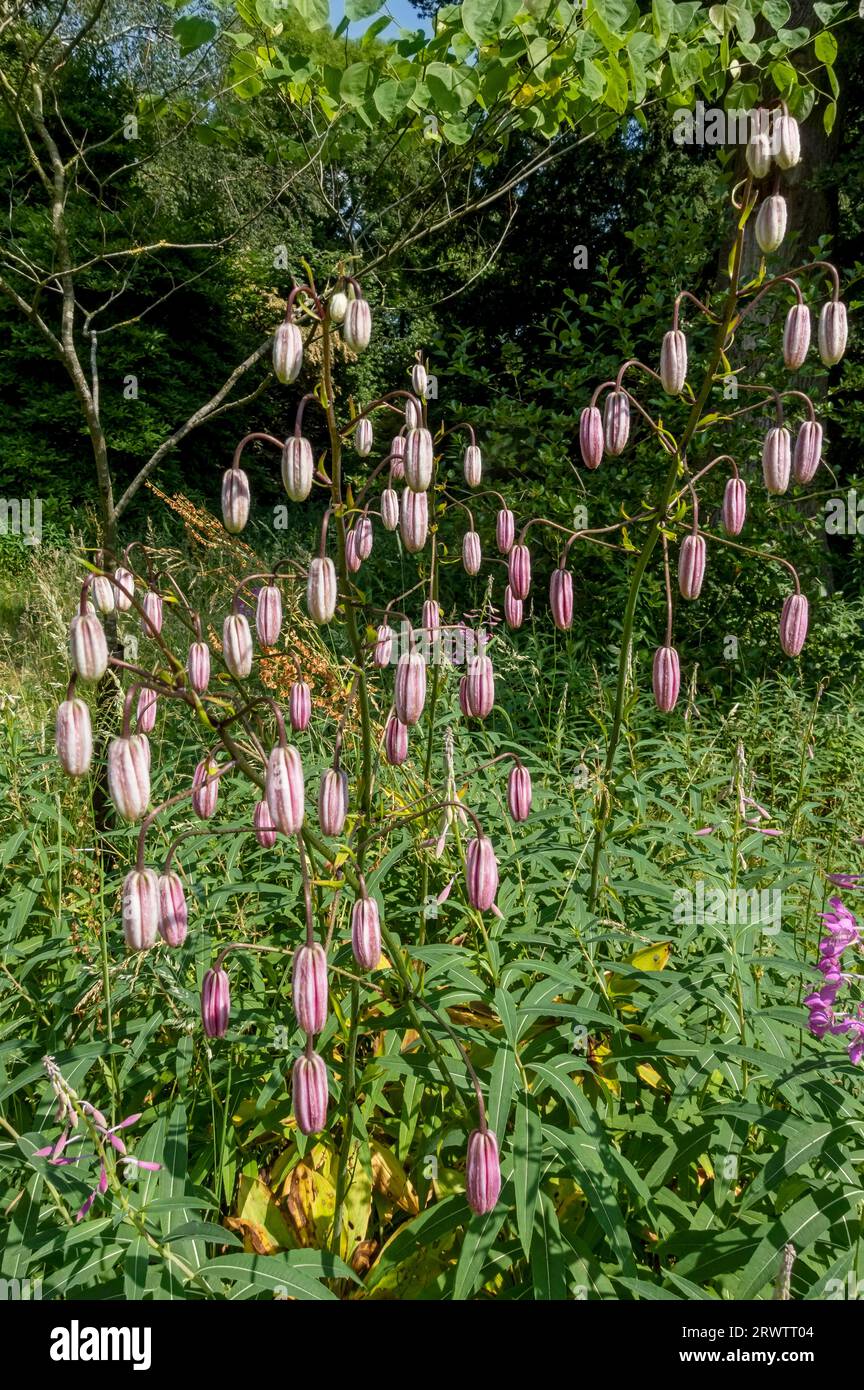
[422,599,440,635]
[69,611,108,683]
[390,435,406,480]
[345,528,362,574]
[780,592,808,656]
[507,763,532,823]
[783,304,811,371]
[92,575,115,615]
[223,612,253,678]
[113,567,134,612]
[123,868,159,951]
[221,467,250,534]
[508,544,531,601]
[652,646,681,714]
[818,300,848,367]
[329,290,347,322]
[373,624,394,668]
[108,734,151,820]
[466,834,498,911]
[187,640,211,695]
[355,417,373,456]
[762,426,791,495]
[293,943,328,1035]
[256,584,283,647]
[292,1052,328,1134]
[745,128,772,179]
[603,390,630,456]
[265,744,305,834]
[201,967,230,1038]
[355,512,373,561]
[281,435,314,502]
[504,586,523,629]
[394,649,427,726]
[755,194,787,254]
[273,320,303,384]
[496,509,515,555]
[793,420,823,485]
[459,676,472,719]
[412,362,428,397]
[254,798,277,848]
[136,686,158,734]
[384,714,409,765]
[192,758,220,820]
[773,113,801,170]
[464,444,482,487]
[466,1128,501,1214]
[307,557,338,624]
[141,590,163,638]
[660,330,687,395]
[400,488,428,553]
[56,698,93,776]
[319,767,348,837]
[550,568,573,631]
[678,533,706,600]
[721,477,747,536]
[466,654,494,719]
[351,895,381,971]
[343,296,372,353]
[158,871,188,947]
[405,427,434,492]
[463,530,482,576]
[579,405,603,469]
[381,488,399,531]
[405,397,420,430]
[290,680,311,732]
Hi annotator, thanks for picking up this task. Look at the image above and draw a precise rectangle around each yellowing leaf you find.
[371,1141,419,1215]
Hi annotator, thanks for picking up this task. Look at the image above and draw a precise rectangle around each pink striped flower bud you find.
[330,290,347,323]
[290,680,312,732]
[394,649,427,725]
[374,624,395,668]
[282,435,314,502]
[265,744,305,834]
[221,467,250,534]
[343,296,372,352]
[466,654,494,719]
[550,568,573,631]
[122,868,159,951]
[660,329,687,394]
[496,508,515,555]
[652,646,681,714]
[459,676,472,719]
[293,943,328,1035]
[603,390,630,455]
[136,686,158,734]
[356,513,373,560]
[746,129,771,180]
[464,444,482,487]
[422,599,440,635]
[466,1128,501,1214]
[293,1052,328,1134]
[345,528,362,574]
[780,592,808,656]
[507,763,532,823]
[351,895,381,971]
[466,834,498,911]
[504,586,523,629]
[783,304,811,371]
[273,320,303,383]
[793,421,823,485]
[158,871,187,947]
[762,426,791,495]
[113,567,134,612]
[400,488,428,553]
[307,557,338,624]
[721,477,747,536]
[773,113,800,170]
[755,194,787,254]
[354,417,373,456]
[256,584,283,647]
[254,799,277,848]
[381,488,399,531]
[201,967,230,1038]
[56,698,93,776]
[108,734,151,820]
[319,767,348,837]
[69,611,108,683]
[390,435,406,480]
[412,362,428,397]
[384,714,409,765]
[579,405,603,470]
[92,575,115,615]
[508,543,531,601]
[678,533,706,600]
[141,590,163,638]
[187,640,211,695]
[818,300,848,367]
[192,758,220,820]
[463,530,482,576]
[405,427,434,492]
[405,397,420,429]
[223,613,253,678]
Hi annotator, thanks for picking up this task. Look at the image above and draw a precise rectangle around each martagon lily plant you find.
[55,105,847,1232]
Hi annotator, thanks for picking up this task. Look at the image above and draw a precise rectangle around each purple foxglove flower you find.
[69,611,108,683]
[356,513,374,560]
[113,567,134,612]
[381,488,399,532]
[465,834,498,911]
[223,613,253,678]
[400,488,428,553]
[762,425,791,495]
[273,320,303,383]
[254,798,277,848]
[660,329,687,395]
[293,943,328,1035]
[793,421,823,485]
[158,870,187,947]
[91,575,115,615]
[721,477,747,536]
[405,427,434,492]
[603,390,630,455]
[265,744,305,834]
[345,528,362,574]
[783,303,811,370]
[108,734,151,820]
[504,586,523,629]
[282,435,314,502]
[394,650,427,725]
[122,868,159,951]
[290,679,312,731]
[136,687,157,734]
[818,300,848,367]
[319,767,348,836]
[192,758,220,820]
[56,698,93,776]
[755,194,787,254]
[463,530,482,576]
[496,508,515,555]
[256,585,283,647]
[550,568,573,630]
[222,467,250,534]
[652,645,681,714]
[508,544,531,601]
[466,654,494,719]
[343,296,372,352]
[678,533,706,600]
[507,764,532,823]
[354,417,373,456]
[466,1128,501,1214]
[779,593,808,657]
[187,640,211,694]
[773,113,800,170]
[293,1052,328,1134]
[579,405,603,470]
[201,966,230,1037]
[351,895,381,971]
[384,714,408,766]
[464,443,482,487]
[373,624,395,668]
[141,589,163,638]
[307,557,338,624]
